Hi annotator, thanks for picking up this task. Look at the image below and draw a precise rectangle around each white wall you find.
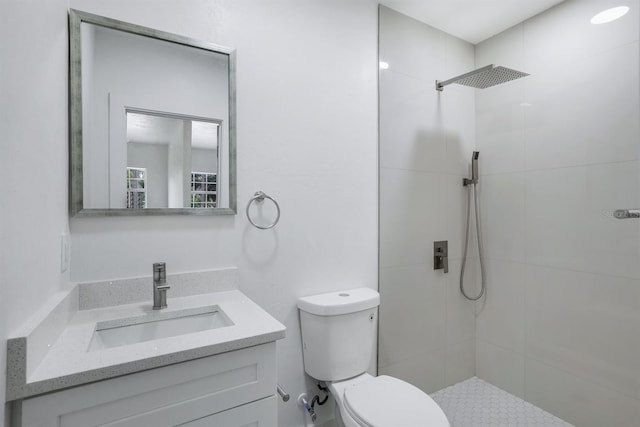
[0,0,71,423]
[127,143,170,208]
[378,6,477,394]
[191,148,217,174]
[67,1,379,426]
[475,0,640,425]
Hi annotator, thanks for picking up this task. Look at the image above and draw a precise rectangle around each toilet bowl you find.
[297,288,450,427]
[329,373,449,427]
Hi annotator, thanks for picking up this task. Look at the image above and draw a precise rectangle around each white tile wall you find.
[476,340,526,399]
[475,260,525,353]
[446,259,477,345]
[379,349,446,394]
[525,358,640,427]
[378,263,446,367]
[525,265,640,399]
[379,6,477,392]
[444,339,476,386]
[476,0,640,425]
[479,174,526,262]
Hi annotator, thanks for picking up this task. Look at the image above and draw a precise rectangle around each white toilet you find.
[298,288,450,427]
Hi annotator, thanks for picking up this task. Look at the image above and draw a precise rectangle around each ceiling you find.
[127,112,218,150]
[378,0,566,44]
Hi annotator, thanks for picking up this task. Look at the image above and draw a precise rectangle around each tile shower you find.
[378,1,640,426]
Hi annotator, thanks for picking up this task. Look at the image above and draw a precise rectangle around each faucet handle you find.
[153,262,167,282]
[433,241,449,274]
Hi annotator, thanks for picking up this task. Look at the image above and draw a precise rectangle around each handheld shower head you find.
[472,151,479,184]
[463,151,480,186]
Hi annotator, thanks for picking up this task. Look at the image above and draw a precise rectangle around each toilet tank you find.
[297,288,380,381]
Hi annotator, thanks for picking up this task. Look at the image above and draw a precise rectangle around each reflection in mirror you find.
[69,9,236,216]
[124,111,221,209]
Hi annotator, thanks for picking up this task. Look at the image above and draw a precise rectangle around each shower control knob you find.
[434,241,449,274]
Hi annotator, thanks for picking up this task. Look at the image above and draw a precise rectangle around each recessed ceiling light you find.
[379,61,390,70]
[590,6,629,24]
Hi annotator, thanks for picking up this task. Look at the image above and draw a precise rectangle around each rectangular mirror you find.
[69,9,236,216]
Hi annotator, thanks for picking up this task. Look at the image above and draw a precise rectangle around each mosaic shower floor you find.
[431,377,574,427]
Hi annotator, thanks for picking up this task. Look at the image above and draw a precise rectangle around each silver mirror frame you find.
[69,9,237,217]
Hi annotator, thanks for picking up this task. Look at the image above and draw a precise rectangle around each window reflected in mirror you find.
[126,167,147,208]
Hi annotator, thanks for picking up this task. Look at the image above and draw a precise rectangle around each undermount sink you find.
[88,305,233,351]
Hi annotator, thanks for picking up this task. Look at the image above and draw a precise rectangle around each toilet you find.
[298,288,450,427]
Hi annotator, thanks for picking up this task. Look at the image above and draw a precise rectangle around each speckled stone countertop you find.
[6,269,286,401]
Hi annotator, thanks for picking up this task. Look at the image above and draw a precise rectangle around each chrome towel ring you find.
[246,191,280,229]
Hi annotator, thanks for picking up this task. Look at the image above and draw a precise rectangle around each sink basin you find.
[88,305,233,351]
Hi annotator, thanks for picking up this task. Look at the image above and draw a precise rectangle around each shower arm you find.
[436,64,494,92]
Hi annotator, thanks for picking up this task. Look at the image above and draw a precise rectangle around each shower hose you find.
[460,181,486,301]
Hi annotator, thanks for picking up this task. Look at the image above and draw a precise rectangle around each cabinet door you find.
[180,396,276,427]
[21,343,276,427]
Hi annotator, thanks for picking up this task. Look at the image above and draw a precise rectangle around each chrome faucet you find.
[152,262,171,310]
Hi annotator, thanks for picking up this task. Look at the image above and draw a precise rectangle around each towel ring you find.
[246,191,280,230]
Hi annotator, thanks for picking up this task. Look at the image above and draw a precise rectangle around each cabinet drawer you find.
[180,396,276,427]
[21,343,276,427]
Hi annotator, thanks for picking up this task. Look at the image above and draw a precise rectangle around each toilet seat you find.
[343,375,449,427]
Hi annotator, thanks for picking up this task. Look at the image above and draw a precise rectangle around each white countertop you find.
[9,289,286,400]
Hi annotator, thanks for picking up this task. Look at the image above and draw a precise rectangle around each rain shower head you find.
[436,64,529,92]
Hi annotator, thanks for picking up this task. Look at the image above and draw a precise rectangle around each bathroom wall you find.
[1,0,378,426]
[0,0,72,423]
[68,0,379,426]
[378,6,478,394]
[474,0,640,425]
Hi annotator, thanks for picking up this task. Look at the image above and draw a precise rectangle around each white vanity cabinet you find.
[18,342,277,427]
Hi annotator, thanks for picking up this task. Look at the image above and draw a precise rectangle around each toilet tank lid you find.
[297,288,380,316]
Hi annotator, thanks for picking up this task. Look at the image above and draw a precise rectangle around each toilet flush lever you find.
[434,241,448,273]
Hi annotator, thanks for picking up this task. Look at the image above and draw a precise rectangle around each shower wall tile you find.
[475,24,526,71]
[524,43,639,170]
[476,341,525,399]
[379,6,477,394]
[475,84,526,175]
[378,263,446,367]
[379,349,446,394]
[446,175,479,261]
[443,87,477,176]
[475,123,526,175]
[441,34,477,176]
[479,173,526,263]
[525,358,639,427]
[379,168,447,267]
[585,161,640,278]
[379,228,437,269]
[476,260,525,353]
[378,6,446,82]
[525,163,640,278]
[443,33,476,77]
[379,70,446,173]
[476,0,640,421]
[523,0,640,75]
[525,265,640,399]
[445,339,476,387]
[524,166,589,270]
[446,259,476,345]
